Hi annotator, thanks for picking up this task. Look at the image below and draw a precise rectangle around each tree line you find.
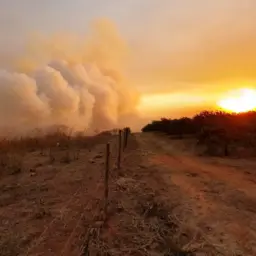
[142,111,256,156]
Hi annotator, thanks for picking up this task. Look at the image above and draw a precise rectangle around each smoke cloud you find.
[0,19,140,137]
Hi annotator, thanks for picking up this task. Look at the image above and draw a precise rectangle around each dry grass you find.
[85,136,205,256]
[0,130,116,256]
[134,133,256,256]
[1,131,254,255]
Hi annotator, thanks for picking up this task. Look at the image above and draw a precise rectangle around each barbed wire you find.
[23,184,83,256]
[59,181,103,256]
[23,129,131,256]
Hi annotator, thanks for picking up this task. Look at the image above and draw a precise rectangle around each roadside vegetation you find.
[142,110,256,157]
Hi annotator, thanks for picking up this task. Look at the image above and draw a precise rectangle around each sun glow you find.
[218,88,256,113]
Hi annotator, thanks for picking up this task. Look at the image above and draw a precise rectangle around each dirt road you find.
[135,133,256,255]
[1,132,255,255]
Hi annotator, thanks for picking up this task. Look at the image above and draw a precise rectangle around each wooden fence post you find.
[123,127,129,151]
[104,143,110,217]
[123,128,126,152]
[125,127,129,148]
[117,130,122,169]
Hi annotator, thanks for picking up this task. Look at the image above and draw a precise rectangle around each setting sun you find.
[218,88,256,113]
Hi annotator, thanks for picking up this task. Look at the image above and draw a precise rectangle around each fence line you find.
[25,127,131,255]
[82,127,131,254]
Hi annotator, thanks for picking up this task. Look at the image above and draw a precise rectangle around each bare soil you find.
[0,133,117,256]
[132,133,256,255]
[0,132,255,255]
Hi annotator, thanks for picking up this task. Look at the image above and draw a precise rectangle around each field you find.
[0,132,112,255]
[0,131,255,255]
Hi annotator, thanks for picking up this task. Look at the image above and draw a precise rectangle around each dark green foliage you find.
[142,110,256,144]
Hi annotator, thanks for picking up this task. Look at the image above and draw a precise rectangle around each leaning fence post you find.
[117,130,122,169]
[104,143,110,217]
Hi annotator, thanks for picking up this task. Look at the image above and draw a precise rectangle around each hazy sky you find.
[1,0,256,118]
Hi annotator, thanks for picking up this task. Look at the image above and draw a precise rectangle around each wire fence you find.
[24,127,131,256]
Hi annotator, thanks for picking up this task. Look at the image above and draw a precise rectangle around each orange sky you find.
[0,0,256,127]
[127,1,256,118]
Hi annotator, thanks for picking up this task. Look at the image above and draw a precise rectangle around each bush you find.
[142,111,256,150]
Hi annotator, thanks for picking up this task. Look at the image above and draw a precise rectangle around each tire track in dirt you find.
[136,133,256,255]
[176,156,256,198]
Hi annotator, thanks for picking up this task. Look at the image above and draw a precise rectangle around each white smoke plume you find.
[0,19,140,137]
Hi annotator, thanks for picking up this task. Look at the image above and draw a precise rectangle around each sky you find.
[0,0,256,121]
